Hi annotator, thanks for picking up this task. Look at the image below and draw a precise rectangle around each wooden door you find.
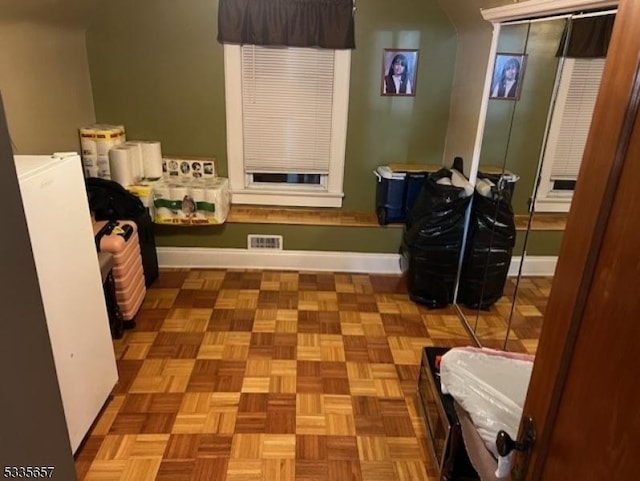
[519,0,640,478]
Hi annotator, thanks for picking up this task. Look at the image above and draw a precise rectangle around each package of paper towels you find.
[79,123,126,180]
[152,178,230,225]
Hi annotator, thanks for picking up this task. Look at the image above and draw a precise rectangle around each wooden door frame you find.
[517,0,640,478]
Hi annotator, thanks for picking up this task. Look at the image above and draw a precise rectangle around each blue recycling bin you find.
[374,165,436,225]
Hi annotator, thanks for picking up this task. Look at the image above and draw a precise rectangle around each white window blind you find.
[241,45,335,174]
[548,58,605,181]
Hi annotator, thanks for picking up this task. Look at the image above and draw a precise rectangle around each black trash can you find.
[401,168,473,308]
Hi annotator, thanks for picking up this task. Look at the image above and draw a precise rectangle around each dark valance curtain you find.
[556,14,615,58]
[217,0,355,49]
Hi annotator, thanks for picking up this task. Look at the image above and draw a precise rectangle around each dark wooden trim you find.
[519,2,640,478]
[532,57,640,480]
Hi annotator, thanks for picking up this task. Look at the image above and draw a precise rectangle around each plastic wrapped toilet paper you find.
[79,123,130,179]
[152,184,173,219]
[115,125,126,144]
[169,185,190,219]
[84,165,99,178]
[190,186,208,219]
[82,156,98,179]
[152,177,230,225]
[80,127,97,158]
[97,156,111,179]
[205,178,230,223]
[95,128,118,158]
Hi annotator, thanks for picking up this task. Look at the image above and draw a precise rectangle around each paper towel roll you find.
[118,144,143,182]
[109,146,134,187]
[122,142,144,182]
[140,141,163,179]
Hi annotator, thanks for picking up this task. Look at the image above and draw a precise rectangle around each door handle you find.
[495,416,536,480]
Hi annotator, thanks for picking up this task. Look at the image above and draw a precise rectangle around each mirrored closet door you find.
[452,4,616,354]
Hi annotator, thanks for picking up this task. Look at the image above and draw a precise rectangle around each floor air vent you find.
[248,234,283,250]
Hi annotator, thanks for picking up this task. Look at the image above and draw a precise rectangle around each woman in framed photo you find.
[384,53,412,94]
[490,54,526,99]
[382,49,418,96]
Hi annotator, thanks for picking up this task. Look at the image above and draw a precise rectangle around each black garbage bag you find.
[401,168,472,308]
[457,180,516,310]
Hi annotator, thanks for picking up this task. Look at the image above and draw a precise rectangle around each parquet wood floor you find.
[459,276,550,354]
[75,269,549,481]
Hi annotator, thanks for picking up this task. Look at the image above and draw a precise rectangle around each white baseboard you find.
[156,247,403,274]
[157,247,558,277]
[508,255,557,277]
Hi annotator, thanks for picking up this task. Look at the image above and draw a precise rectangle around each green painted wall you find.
[155,224,404,253]
[515,230,563,256]
[86,0,456,252]
[344,2,457,210]
[86,1,223,161]
[478,19,566,260]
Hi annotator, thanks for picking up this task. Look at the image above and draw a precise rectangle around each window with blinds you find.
[242,45,334,177]
[224,44,350,207]
[535,57,605,212]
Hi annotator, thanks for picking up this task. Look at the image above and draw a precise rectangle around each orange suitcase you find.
[93,220,146,323]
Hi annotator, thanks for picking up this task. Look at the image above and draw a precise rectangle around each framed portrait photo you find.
[489,53,527,100]
[381,49,419,97]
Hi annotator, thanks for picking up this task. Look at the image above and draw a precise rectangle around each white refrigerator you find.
[14,153,118,454]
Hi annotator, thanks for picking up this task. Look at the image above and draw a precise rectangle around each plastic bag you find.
[402,168,472,308]
[439,347,534,459]
[457,177,516,309]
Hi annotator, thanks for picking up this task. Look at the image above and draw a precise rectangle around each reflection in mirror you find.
[455,10,615,353]
[432,4,620,481]
[472,19,565,353]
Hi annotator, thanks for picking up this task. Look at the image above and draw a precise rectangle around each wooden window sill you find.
[226,206,568,231]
